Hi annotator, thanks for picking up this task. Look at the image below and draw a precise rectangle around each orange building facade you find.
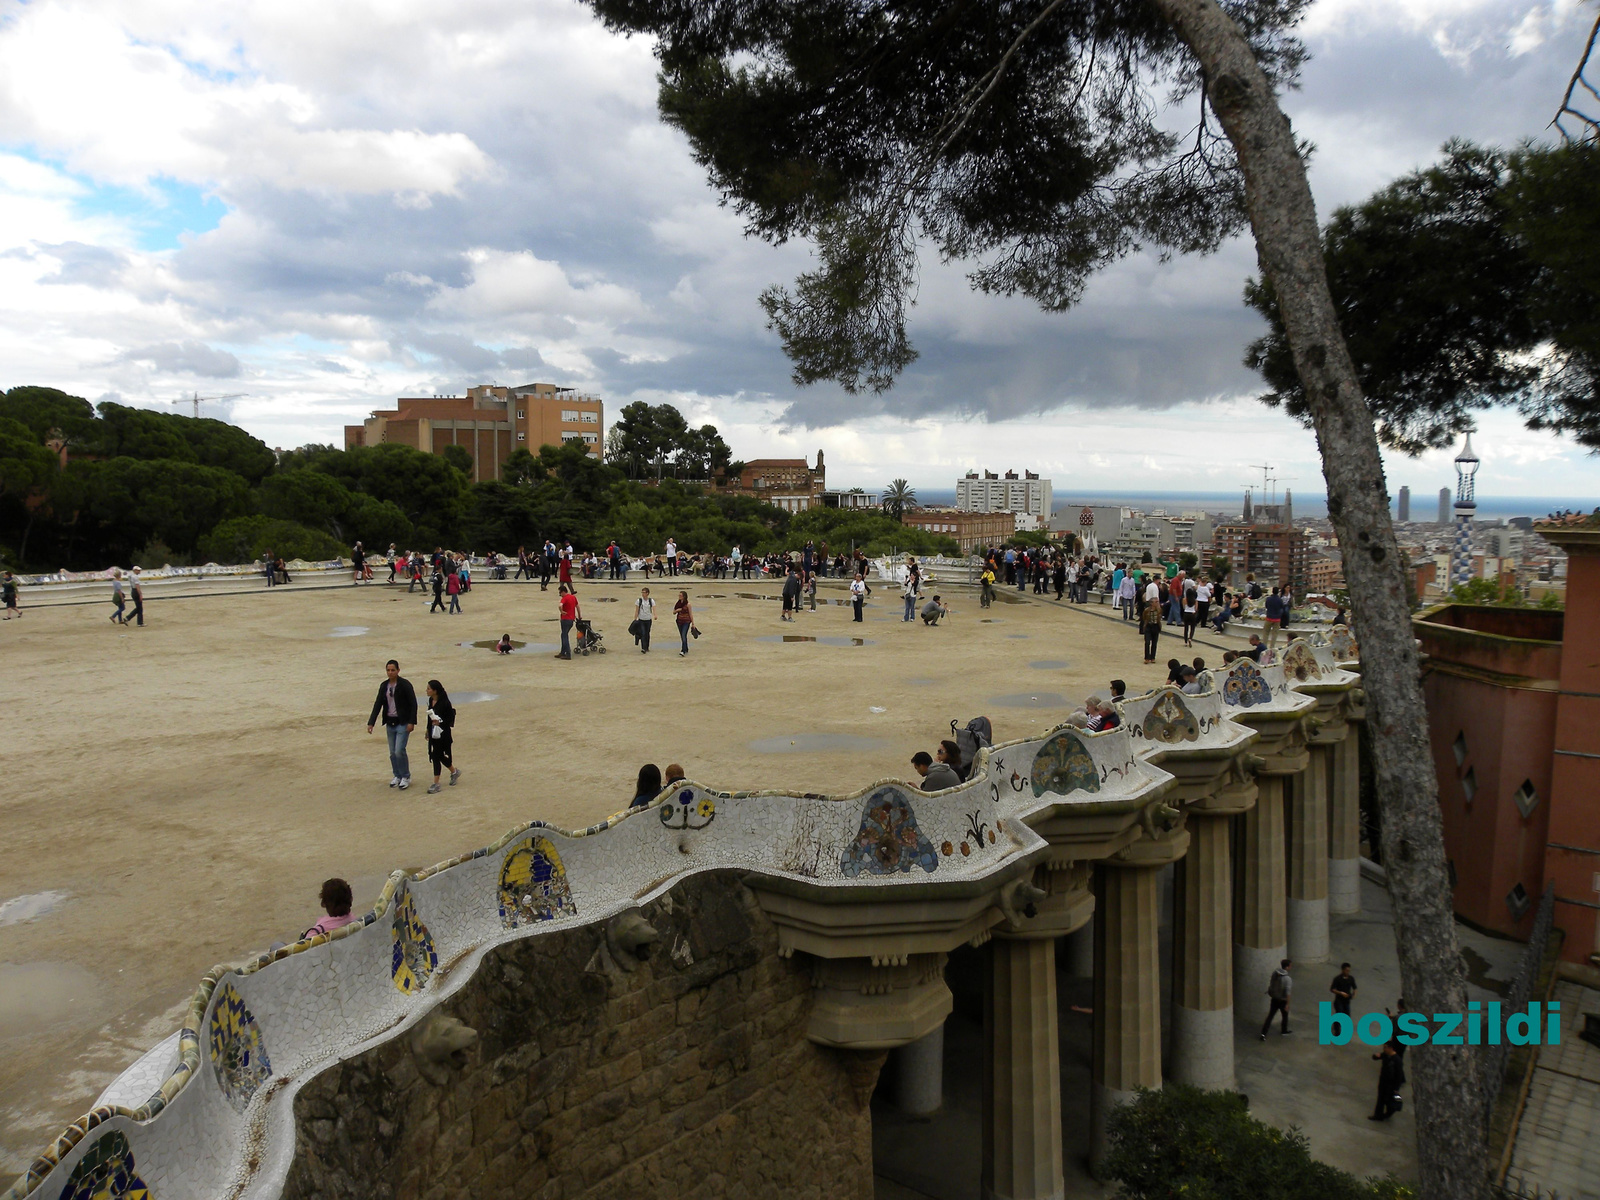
[344,383,603,482]
[1416,523,1600,965]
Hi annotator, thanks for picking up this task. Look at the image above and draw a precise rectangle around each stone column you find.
[1328,731,1362,914]
[1089,859,1162,1178]
[891,1024,945,1115]
[983,937,1064,1200]
[1170,812,1234,1090]
[1287,750,1330,964]
[1233,775,1287,1024]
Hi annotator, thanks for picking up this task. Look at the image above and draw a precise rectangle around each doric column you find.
[983,936,1064,1200]
[1287,748,1330,964]
[1233,774,1287,1024]
[1089,857,1163,1178]
[891,1023,945,1115]
[1063,922,1093,979]
[1170,811,1234,1090]
[1328,730,1361,914]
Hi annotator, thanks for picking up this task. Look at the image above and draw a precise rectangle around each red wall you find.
[1548,546,1600,961]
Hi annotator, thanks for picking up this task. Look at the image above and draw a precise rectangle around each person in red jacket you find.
[556,584,579,659]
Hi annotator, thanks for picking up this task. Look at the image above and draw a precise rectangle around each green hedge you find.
[198,516,346,565]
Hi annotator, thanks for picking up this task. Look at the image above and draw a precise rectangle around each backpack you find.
[950,716,993,778]
[1267,970,1289,1000]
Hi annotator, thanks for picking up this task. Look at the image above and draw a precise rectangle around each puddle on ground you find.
[0,891,68,927]
[328,626,369,637]
[756,635,874,646]
[453,691,499,704]
[0,962,100,1036]
[988,693,1072,708]
[749,734,891,754]
[1006,634,1029,639]
[906,679,939,687]
[460,640,561,654]
[1029,661,1070,670]
[979,619,1004,624]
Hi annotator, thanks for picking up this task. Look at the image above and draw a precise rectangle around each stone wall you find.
[281,871,878,1200]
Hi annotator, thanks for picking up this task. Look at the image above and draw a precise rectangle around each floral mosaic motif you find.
[659,788,716,830]
[58,1130,149,1200]
[390,882,438,995]
[1144,690,1200,743]
[1222,660,1274,708]
[1329,624,1359,660]
[839,788,939,877]
[498,834,576,929]
[208,980,271,1114]
[1031,730,1101,797]
[1281,640,1323,682]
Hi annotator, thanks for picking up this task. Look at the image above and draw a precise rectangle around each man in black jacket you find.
[366,659,418,790]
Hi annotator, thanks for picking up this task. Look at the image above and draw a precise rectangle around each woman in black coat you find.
[425,680,461,794]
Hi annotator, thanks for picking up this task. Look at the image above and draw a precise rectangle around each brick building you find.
[901,508,1015,554]
[718,453,826,512]
[1212,522,1311,598]
[344,383,603,482]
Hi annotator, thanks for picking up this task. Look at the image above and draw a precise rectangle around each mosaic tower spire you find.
[1452,433,1480,587]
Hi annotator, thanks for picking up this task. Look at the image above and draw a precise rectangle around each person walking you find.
[850,571,867,622]
[901,570,919,621]
[125,567,145,626]
[1260,958,1293,1039]
[556,584,578,659]
[633,586,655,653]
[673,589,694,657]
[781,567,801,621]
[541,539,556,590]
[366,659,418,790]
[980,563,996,608]
[1369,1041,1406,1121]
[558,542,573,587]
[430,568,446,613]
[1181,583,1199,647]
[387,545,399,583]
[1140,590,1162,664]
[1117,569,1137,620]
[424,679,461,793]
[1330,962,1358,1017]
[446,566,463,615]
[1,570,17,619]
[109,568,127,624]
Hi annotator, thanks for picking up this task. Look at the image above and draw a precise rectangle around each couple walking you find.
[627,587,698,656]
[365,659,462,793]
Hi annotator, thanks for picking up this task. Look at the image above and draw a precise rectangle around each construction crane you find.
[171,392,246,419]
[1243,463,1297,508]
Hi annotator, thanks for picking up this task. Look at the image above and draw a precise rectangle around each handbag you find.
[628,619,642,638]
[691,625,701,639]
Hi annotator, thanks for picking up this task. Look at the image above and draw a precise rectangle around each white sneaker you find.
[397,778,410,790]
[389,776,399,788]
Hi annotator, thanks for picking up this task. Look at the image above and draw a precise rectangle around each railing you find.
[1481,881,1557,1125]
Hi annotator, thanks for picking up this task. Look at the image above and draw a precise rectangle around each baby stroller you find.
[575,618,606,655]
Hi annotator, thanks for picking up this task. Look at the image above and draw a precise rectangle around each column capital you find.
[805,953,952,1050]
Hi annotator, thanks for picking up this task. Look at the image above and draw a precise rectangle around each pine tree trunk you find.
[1145,0,1486,1195]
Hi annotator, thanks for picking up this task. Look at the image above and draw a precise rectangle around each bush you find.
[132,538,191,568]
[198,516,346,565]
[1105,1086,1415,1200]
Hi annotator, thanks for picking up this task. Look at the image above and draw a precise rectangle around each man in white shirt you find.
[1117,572,1138,620]
[850,573,868,622]
[665,538,678,575]
[901,571,920,621]
[1194,581,1213,630]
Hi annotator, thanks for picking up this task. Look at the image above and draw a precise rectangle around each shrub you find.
[198,516,345,565]
[1105,1086,1416,1200]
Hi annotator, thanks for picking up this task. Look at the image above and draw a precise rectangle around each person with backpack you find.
[1261,958,1293,1039]
[446,566,463,615]
[632,586,656,653]
[1,571,18,619]
[1263,586,1287,653]
[430,568,446,613]
[951,717,993,780]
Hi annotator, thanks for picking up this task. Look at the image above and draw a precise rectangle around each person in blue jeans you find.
[366,659,418,790]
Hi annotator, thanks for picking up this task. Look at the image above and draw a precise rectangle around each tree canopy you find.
[609,400,733,479]
[589,0,1307,393]
[1245,140,1600,452]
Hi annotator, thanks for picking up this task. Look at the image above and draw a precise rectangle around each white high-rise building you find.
[956,470,1053,518]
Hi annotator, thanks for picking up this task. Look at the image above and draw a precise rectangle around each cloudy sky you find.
[0,0,1595,501]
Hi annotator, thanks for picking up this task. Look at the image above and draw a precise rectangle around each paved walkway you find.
[873,877,1523,1198]
[1506,977,1600,1200]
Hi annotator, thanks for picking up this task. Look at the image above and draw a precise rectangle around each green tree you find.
[1246,141,1599,452]
[1105,1086,1414,1200]
[1178,551,1199,573]
[1210,555,1232,582]
[0,386,100,447]
[0,416,60,566]
[440,444,474,477]
[309,444,469,547]
[198,516,345,564]
[73,458,250,560]
[581,5,1487,1190]
[881,478,917,520]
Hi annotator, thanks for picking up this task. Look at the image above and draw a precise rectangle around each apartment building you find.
[344,383,603,482]
[956,470,1054,518]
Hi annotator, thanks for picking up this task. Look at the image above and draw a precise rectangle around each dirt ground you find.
[0,571,1255,1173]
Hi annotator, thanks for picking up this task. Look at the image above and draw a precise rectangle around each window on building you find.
[1461,768,1477,803]
[561,410,581,422]
[581,411,598,422]
[1505,883,1530,919]
[1513,779,1540,818]
[1447,860,1458,888]
[516,432,526,441]
[582,433,598,444]
[516,410,525,420]
[1452,732,1468,767]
